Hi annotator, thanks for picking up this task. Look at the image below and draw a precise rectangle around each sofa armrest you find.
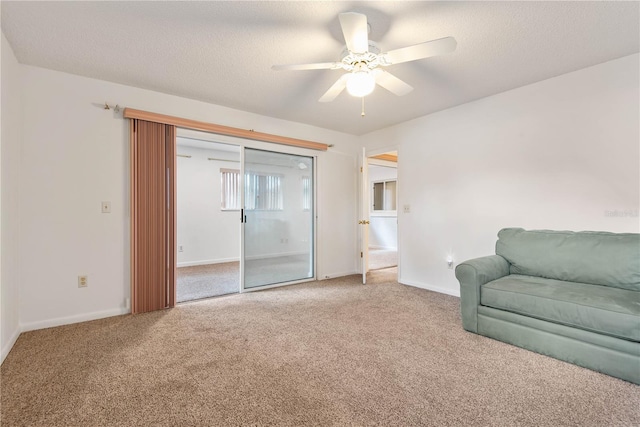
[455,255,510,333]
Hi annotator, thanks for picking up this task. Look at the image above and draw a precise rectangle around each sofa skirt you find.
[477,306,640,384]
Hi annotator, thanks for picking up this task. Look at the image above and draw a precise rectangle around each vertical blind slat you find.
[131,119,176,314]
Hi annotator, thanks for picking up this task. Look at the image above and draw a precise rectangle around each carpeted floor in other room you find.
[2,268,639,426]
[177,255,313,302]
[368,248,397,270]
[177,262,239,302]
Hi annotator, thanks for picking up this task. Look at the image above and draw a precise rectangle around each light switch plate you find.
[403,204,411,213]
[101,201,111,213]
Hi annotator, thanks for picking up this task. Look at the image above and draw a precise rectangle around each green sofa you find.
[455,228,640,384]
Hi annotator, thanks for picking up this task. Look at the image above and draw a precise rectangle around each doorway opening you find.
[175,133,317,302]
[367,152,398,271]
[176,137,241,303]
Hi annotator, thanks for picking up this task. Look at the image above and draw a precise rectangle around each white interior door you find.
[241,147,315,291]
[361,148,369,284]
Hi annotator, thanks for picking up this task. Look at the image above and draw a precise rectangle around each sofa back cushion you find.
[495,228,640,291]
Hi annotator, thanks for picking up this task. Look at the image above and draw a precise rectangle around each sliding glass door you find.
[242,148,314,290]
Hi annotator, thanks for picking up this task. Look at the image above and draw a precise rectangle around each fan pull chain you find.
[361,97,366,117]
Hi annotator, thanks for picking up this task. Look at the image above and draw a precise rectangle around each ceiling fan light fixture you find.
[346,63,375,98]
[273,12,456,105]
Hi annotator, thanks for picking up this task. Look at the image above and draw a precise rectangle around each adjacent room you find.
[1,2,639,426]
[367,152,398,271]
[176,137,241,302]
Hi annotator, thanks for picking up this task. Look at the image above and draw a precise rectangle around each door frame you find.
[240,147,318,293]
[175,128,319,294]
[361,146,400,283]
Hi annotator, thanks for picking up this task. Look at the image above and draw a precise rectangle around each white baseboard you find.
[20,307,130,333]
[319,270,358,280]
[178,258,239,268]
[245,251,306,261]
[178,252,309,267]
[399,278,460,298]
[1,327,21,365]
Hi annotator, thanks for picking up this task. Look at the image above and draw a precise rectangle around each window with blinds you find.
[302,176,312,211]
[221,168,241,210]
[245,173,283,210]
[221,169,284,211]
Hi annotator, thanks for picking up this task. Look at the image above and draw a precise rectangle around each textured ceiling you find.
[2,1,638,135]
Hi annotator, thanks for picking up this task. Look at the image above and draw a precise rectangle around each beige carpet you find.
[177,255,313,302]
[177,262,239,303]
[368,248,398,270]
[2,269,639,426]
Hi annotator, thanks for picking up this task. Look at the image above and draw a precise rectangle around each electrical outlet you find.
[403,204,411,213]
[78,275,88,288]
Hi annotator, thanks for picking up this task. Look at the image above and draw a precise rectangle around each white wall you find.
[176,144,240,266]
[369,217,398,250]
[368,164,398,250]
[363,54,640,297]
[1,32,22,362]
[18,65,360,330]
[317,151,359,279]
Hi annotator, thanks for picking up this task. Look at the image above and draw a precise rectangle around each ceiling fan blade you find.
[272,62,342,71]
[372,69,413,96]
[339,12,369,54]
[319,74,350,102]
[382,36,457,65]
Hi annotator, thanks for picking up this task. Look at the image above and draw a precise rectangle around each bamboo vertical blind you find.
[130,119,176,314]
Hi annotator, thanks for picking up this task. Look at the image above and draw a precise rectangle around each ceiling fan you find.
[272,12,457,103]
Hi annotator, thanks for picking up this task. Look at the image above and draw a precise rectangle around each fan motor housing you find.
[340,41,382,71]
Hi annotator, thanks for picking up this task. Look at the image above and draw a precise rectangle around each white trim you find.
[20,308,130,333]
[241,277,315,293]
[240,147,246,290]
[1,327,21,365]
[364,145,400,283]
[313,155,318,287]
[177,258,239,268]
[318,270,358,280]
[244,251,308,261]
[399,278,461,298]
[369,245,397,250]
[177,252,310,267]
[368,158,397,168]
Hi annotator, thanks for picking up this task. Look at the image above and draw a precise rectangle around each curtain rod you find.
[177,156,239,162]
[103,103,121,113]
[123,107,329,151]
[208,157,238,162]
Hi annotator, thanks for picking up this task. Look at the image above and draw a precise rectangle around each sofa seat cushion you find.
[481,275,640,341]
